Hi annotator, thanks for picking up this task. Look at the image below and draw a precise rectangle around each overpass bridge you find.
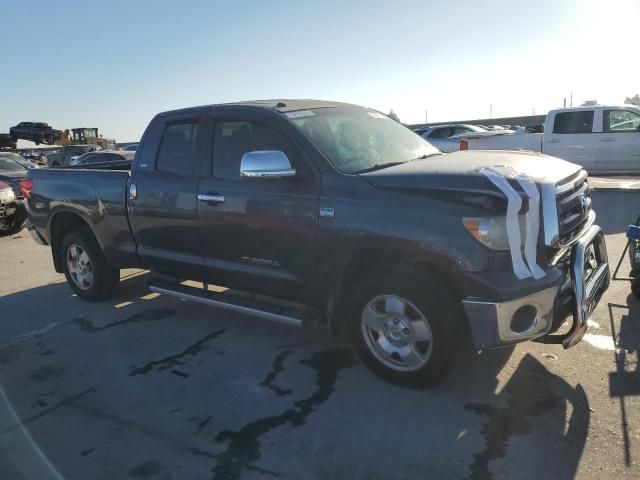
[408,114,546,130]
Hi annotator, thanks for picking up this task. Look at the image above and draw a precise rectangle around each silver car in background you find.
[416,124,514,152]
[70,150,135,166]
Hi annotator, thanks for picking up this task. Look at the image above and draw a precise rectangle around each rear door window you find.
[156,121,199,176]
[552,111,594,134]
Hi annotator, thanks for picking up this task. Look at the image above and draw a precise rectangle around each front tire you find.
[61,229,119,301]
[347,275,457,388]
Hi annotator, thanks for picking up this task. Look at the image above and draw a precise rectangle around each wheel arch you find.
[49,211,98,273]
[326,247,467,335]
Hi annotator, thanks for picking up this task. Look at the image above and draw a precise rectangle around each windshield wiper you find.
[411,152,443,161]
[353,161,406,174]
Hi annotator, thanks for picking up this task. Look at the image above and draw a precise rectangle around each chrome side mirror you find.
[240,150,296,179]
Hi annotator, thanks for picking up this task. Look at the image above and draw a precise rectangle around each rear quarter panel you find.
[28,169,138,268]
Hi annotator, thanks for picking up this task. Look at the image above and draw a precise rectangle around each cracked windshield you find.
[1,0,639,479]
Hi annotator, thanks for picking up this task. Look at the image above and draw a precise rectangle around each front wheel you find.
[347,275,457,388]
[61,229,120,301]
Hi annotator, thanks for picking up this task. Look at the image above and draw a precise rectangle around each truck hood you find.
[359,150,582,195]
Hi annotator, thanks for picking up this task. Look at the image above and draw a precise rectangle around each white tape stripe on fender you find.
[516,178,545,279]
[480,169,532,279]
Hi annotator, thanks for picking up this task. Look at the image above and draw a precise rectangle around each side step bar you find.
[147,280,317,328]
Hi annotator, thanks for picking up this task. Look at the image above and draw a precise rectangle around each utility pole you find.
[489,104,493,119]
[563,97,567,108]
[532,108,535,116]
[425,109,428,124]
[570,92,573,108]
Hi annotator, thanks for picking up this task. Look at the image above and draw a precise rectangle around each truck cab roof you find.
[548,104,640,115]
[155,99,361,118]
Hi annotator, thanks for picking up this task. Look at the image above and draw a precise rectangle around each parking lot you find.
[1,182,639,480]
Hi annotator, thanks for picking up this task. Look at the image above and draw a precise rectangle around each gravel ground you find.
[0,185,639,480]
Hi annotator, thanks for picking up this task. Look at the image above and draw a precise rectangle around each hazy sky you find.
[1,0,639,144]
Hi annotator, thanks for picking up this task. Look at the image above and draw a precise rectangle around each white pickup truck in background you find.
[459,105,640,173]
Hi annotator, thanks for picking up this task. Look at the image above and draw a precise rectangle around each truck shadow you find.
[0,274,590,480]
[446,348,589,480]
[608,297,640,467]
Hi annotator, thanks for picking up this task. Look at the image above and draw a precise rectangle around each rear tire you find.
[346,274,458,388]
[60,228,119,301]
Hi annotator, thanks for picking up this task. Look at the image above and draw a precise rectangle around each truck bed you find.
[28,167,138,270]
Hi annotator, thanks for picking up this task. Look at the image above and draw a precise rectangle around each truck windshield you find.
[287,107,440,174]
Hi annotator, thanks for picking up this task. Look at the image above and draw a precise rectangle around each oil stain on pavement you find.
[74,308,176,333]
[191,348,355,480]
[260,350,293,397]
[129,328,226,376]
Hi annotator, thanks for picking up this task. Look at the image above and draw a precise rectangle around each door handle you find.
[599,138,614,142]
[547,139,560,143]
[198,194,225,204]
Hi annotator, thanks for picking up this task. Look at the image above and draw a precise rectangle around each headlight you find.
[462,216,510,251]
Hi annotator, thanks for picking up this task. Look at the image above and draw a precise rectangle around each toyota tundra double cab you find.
[26,100,610,387]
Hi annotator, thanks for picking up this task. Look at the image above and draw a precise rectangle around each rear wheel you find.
[61,229,119,301]
[347,275,457,388]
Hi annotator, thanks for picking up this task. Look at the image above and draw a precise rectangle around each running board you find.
[147,280,317,328]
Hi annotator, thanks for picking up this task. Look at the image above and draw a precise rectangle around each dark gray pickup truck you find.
[26,100,610,387]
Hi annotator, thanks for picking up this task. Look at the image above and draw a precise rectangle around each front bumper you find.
[463,224,609,350]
